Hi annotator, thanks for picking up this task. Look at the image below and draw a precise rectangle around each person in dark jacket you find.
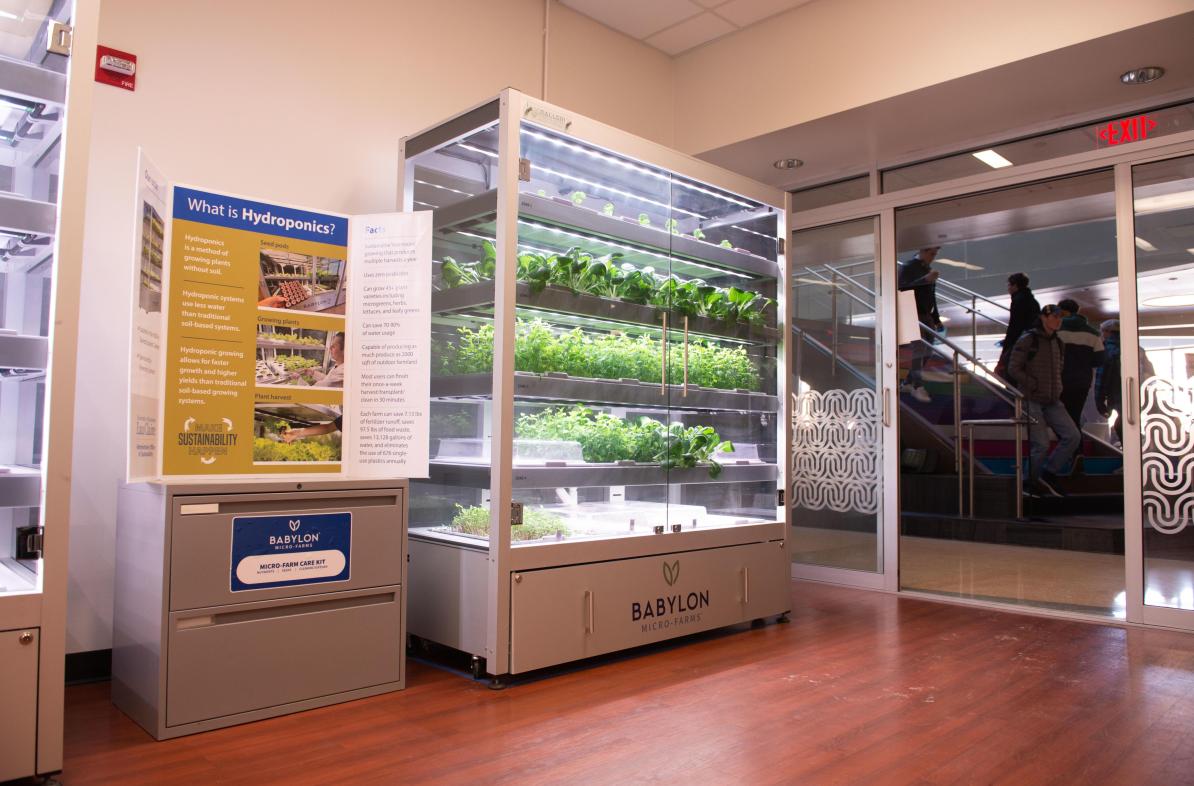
[898,246,941,403]
[1094,319,1155,443]
[995,272,1039,381]
[1056,298,1105,432]
[1008,304,1081,497]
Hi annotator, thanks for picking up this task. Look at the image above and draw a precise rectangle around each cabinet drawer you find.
[0,628,37,782]
[169,490,403,610]
[166,587,402,727]
[510,541,788,674]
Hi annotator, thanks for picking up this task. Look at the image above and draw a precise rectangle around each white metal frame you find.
[787,120,1194,629]
[403,89,791,675]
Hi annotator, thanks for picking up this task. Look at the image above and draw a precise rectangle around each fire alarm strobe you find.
[95,45,136,91]
[99,53,135,76]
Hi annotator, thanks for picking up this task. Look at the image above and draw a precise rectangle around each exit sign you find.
[1097,114,1157,147]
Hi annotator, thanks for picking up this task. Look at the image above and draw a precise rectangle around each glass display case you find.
[0,1,94,781]
[401,91,790,680]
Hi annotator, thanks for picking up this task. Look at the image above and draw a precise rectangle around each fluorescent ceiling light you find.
[1135,191,1194,214]
[1143,293,1194,308]
[1187,248,1194,256]
[1135,237,1158,252]
[0,11,18,21]
[972,149,1013,169]
[935,257,984,271]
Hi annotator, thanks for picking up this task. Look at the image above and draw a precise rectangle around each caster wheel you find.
[470,656,485,680]
[488,676,507,691]
[777,613,791,624]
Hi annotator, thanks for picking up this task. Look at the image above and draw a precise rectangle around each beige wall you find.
[673,0,1194,154]
[67,0,673,653]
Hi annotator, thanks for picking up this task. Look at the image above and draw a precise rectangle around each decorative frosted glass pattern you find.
[791,389,880,515]
[1141,376,1194,535]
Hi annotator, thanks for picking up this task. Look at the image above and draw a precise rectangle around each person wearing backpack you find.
[1008,304,1081,497]
[1056,298,1105,432]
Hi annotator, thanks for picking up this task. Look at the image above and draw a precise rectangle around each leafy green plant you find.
[719,240,733,249]
[252,436,340,462]
[439,320,758,391]
[514,406,732,477]
[692,228,705,240]
[450,504,569,541]
[602,202,615,217]
[440,245,775,328]
[274,355,321,372]
[570,191,586,206]
[665,218,679,235]
[638,213,651,227]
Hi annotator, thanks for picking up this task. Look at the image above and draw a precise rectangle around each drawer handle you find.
[176,592,395,630]
[585,590,595,634]
[743,567,749,605]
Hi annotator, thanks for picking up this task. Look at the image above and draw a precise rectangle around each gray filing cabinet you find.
[112,479,406,740]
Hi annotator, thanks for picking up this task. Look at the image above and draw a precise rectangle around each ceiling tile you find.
[560,0,704,40]
[646,12,737,55]
[715,0,815,28]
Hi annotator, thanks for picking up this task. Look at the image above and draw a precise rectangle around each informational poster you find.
[127,150,167,481]
[162,187,351,475]
[230,512,351,592]
[345,213,432,478]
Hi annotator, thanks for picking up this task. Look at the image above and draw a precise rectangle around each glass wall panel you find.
[1133,155,1194,611]
[790,218,881,572]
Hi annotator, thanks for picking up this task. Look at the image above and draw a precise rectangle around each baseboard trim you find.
[66,648,112,684]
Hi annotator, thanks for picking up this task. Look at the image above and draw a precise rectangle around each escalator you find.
[793,267,1125,555]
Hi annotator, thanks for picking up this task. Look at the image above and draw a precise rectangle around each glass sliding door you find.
[1131,154,1194,624]
[790,218,883,574]
[895,171,1125,616]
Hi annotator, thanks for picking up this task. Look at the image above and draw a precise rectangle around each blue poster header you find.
[173,186,348,246]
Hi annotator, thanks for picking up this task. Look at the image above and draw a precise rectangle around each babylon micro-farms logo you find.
[663,560,680,586]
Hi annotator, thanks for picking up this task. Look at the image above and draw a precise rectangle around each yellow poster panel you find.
[162,187,349,475]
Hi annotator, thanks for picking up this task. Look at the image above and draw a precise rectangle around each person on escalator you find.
[898,245,942,404]
[1009,304,1081,498]
[994,272,1039,382]
[1056,298,1105,436]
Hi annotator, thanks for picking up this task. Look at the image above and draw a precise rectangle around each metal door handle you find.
[683,316,689,397]
[1126,376,1137,426]
[743,567,749,605]
[660,313,668,395]
[882,387,891,427]
[585,590,595,634]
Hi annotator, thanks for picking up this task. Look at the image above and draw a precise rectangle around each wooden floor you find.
[59,581,1194,786]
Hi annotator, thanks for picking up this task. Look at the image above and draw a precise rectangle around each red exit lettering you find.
[1097,114,1158,146]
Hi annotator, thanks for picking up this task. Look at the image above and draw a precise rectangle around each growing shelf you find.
[432,371,777,412]
[0,334,48,370]
[434,190,779,279]
[433,282,778,342]
[428,461,777,489]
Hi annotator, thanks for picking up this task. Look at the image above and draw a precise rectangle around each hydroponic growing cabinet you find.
[401,91,791,679]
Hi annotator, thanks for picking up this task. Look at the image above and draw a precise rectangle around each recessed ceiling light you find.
[1135,237,1158,252]
[972,149,1013,169]
[773,158,803,170]
[1143,293,1194,308]
[1121,66,1164,85]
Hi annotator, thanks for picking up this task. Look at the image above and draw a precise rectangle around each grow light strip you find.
[532,163,705,219]
[517,219,753,279]
[454,227,753,284]
[414,178,475,198]
[519,129,757,210]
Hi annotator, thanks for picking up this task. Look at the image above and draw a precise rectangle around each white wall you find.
[672,0,1194,154]
[67,0,673,653]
